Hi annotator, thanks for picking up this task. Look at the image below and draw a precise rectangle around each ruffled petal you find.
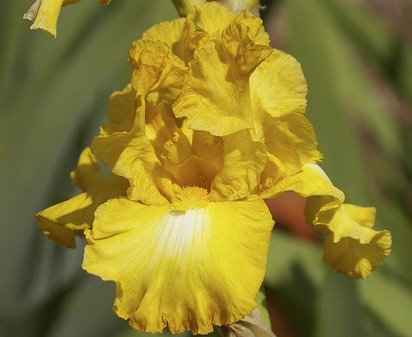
[129,40,187,95]
[189,2,236,34]
[142,18,196,64]
[100,84,136,135]
[36,174,128,248]
[174,35,252,135]
[92,132,168,205]
[211,130,266,201]
[173,11,271,136]
[256,113,320,191]
[70,147,102,191]
[83,195,273,334]
[261,164,391,278]
[92,84,170,205]
[250,50,308,118]
[258,163,343,202]
[221,11,270,74]
[145,99,223,191]
[321,205,392,278]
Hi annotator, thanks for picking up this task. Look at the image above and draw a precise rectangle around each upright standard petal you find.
[173,11,271,136]
[211,130,267,201]
[142,18,196,64]
[250,50,308,118]
[92,132,168,205]
[92,85,169,205]
[83,193,273,334]
[129,40,187,95]
[70,147,102,191]
[100,84,136,135]
[189,2,235,34]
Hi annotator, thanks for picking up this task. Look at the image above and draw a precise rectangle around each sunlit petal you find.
[83,194,273,334]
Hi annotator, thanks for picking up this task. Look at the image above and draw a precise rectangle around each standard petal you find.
[92,132,168,205]
[70,147,102,191]
[129,40,187,94]
[36,175,128,248]
[101,84,136,135]
[189,2,236,34]
[142,18,196,63]
[211,130,267,201]
[83,195,273,334]
[173,11,271,136]
[173,38,250,135]
[250,50,308,118]
[257,113,320,191]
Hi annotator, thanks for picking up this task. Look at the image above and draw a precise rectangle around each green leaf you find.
[0,0,176,328]
[321,0,412,103]
[360,270,412,337]
[265,232,324,337]
[315,271,363,337]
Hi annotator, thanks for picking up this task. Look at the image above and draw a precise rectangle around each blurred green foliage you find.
[0,0,411,336]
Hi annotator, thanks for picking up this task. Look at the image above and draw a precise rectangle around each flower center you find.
[171,186,210,212]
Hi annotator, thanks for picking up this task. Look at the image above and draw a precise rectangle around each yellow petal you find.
[24,0,109,36]
[250,50,308,118]
[221,11,270,74]
[159,129,223,190]
[173,10,271,136]
[256,113,320,192]
[173,36,252,135]
[189,2,236,34]
[101,84,136,135]
[261,164,391,278]
[129,40,187,94]
[342,204,376,228]
[211,130,267,201]
[83,193,273,334]
[70,147,102,191]
[322,205,392,278]
[92,85,169,205]
[191,130,224,185]
[92,132,168,205]
[142,18,186,48]
[24,0,65,37]
[258,163,343,202]
[145,99,223,191]
[36,174,128,248]
[142,18,196,64]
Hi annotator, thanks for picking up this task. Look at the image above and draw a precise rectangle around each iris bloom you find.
[23,0,111,37]
[36,3,391,334]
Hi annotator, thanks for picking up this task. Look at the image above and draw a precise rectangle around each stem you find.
[171,0,260,17]
[171,0,206,16]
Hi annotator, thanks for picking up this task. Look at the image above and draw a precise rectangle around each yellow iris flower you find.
[23,0,111,37]
[36,3,391,334]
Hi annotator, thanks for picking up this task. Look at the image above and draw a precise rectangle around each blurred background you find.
[0,0,411,336]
